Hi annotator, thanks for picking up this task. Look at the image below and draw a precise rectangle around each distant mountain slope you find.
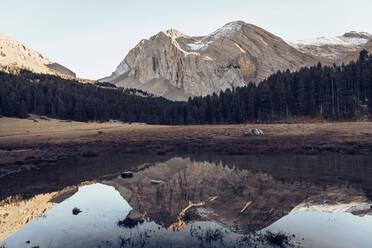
[288,31,372,61]
[0,32,75,77]
[46,63,76,78]
[340,39,372,64]
[100,21,322,101]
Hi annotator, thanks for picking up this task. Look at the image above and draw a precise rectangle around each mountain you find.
[340,39,372,63]
[0,32,75,77]
[100,21,321,101]
[288,31,372,61]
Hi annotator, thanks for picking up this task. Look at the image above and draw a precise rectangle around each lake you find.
[1,154,372,247]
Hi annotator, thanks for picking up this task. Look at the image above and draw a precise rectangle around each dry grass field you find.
[0,115,372,165]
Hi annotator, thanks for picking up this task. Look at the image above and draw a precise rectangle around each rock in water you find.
[121,171,133,178]
[72,207,82,215]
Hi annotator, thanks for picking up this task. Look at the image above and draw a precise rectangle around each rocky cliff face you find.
[288,31,372,62]
[100,21,320,101]
[0,32,75,77]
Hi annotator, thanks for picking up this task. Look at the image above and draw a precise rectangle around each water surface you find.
[1,154,372,247]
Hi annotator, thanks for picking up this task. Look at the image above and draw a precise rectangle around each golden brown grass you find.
[1,116,371,143]
[0,116,371,165]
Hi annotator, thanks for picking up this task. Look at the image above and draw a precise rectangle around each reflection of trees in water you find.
[0,153,175,202]
[188,154,372,199]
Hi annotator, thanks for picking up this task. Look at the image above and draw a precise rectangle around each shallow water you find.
[1,154,372,247]
[268,210,372,248]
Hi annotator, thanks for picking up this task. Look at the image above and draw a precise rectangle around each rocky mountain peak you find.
[163,28,187,39]
[342,31,372,39]
[0,31,75,77]
[100,21,321,101]
[0,31,52,68]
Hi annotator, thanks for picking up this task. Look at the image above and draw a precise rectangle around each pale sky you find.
[1,0,371,80]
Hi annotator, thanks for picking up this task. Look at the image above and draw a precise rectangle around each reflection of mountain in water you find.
[4,183,300,248]
[2,154,372,246]
[103,157,372,233]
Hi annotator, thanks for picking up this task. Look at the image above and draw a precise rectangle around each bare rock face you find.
[289,31,372,62]
[0,32,75,77]
[100,21,320,101]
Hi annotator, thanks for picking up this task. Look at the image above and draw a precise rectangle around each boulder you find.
[244,128,264,136]
[72,207,82,215]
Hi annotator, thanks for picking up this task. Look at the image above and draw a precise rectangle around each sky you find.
[1,0,372,80]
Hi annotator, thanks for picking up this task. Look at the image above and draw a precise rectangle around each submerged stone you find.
[121,171,133,178]
[72,207,82,215]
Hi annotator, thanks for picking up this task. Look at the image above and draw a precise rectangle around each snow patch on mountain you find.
[294,36,355,46]
[187,40,212,51]
[338,36,370,45]
[290,31,371,48]
[359,32,372,37]
[186,21,244,51]
[285,40,299,49]
[344,31,372,38]
[186,21,246,52]
[208,21,242,39]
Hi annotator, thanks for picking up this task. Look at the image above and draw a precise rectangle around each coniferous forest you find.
[0,51,371,125]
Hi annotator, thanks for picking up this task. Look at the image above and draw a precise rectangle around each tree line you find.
[0,50,371,124]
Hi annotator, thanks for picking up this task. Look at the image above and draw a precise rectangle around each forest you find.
[0,50,371,125]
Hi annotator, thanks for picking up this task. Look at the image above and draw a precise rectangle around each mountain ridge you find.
[100,21,322,101]
[0,31,76,77]
[288,31,372,60]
